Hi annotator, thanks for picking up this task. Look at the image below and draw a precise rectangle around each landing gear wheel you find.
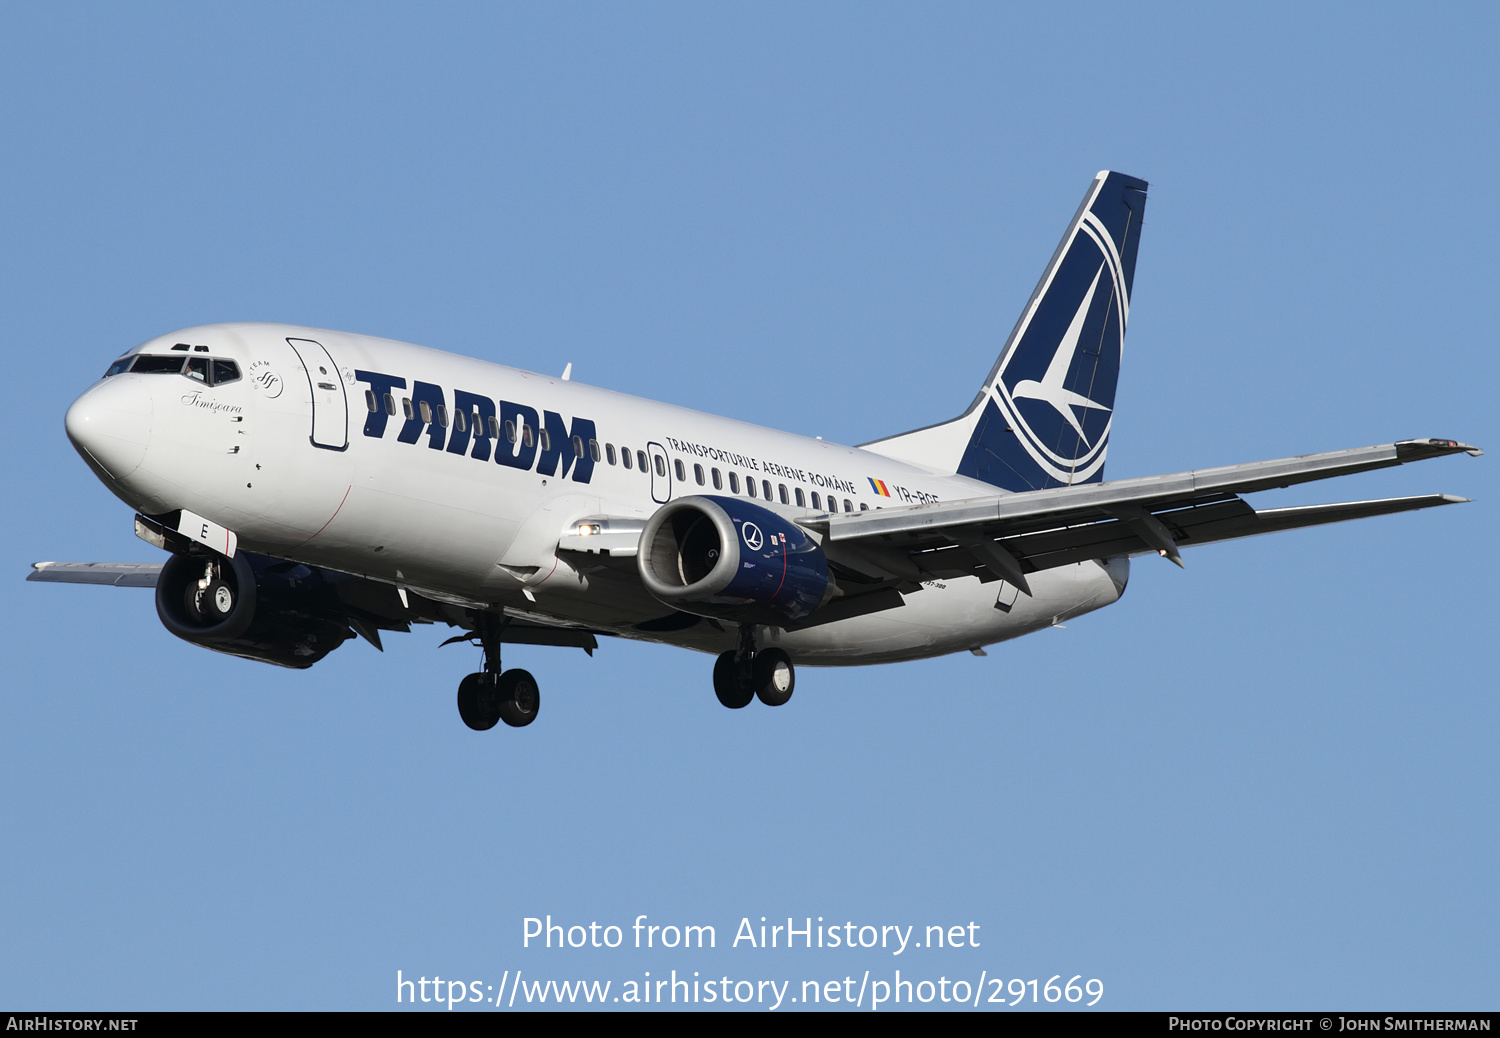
[753,648,795,706]
[496,669,540,728]
[186,575,235,624]
[206,579,235,619]
[457,672,502,731]
[713,651,754,709]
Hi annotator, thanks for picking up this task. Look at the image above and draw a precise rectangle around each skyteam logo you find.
[957,172,1145,492]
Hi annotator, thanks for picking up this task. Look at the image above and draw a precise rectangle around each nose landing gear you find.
[713,627,795,709]
[184,558,237,624]
[456,613,540,730]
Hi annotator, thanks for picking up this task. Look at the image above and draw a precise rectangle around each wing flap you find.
[911,494,1466,578]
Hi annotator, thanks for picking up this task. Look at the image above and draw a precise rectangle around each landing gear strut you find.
[713,626,795,709]
[456,613,540,730]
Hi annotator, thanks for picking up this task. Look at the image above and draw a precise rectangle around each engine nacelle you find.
[637,496,831,626]
[155,550,353,668]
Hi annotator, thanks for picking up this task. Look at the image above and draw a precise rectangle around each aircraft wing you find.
[814,438,1480,593]
[28,561,164,587]
[28,557,605,653]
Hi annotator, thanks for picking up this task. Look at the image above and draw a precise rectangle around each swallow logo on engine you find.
[741,522,763,551]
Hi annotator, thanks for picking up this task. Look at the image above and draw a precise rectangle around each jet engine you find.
[154,550,353,668]
[637,496,832,626]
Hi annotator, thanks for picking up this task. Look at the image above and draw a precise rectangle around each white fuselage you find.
[68,323,1127,664]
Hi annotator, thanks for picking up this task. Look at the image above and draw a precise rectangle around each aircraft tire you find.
[185,576,235,624]
[496,669,540,728]
[753,648,795,707]
[713,651,754,709]
[457,672,502,731]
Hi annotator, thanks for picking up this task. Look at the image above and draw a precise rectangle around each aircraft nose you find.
[65,376,153,480]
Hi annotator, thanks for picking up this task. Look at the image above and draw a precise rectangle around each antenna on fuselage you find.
[561,363,572,381]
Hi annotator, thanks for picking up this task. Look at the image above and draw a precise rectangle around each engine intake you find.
[637,496,831,626]
[155,550,352,668]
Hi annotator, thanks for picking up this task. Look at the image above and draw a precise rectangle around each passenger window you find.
[419,401,432,424]
[728,472,739,493]
[131,355,185,374]
[844,499,853,512]
[674,459,685,480]
[185,357,209,383]
[439,406,451,428]
[524,425,535,448]
[795,488,805,507]
[589,439,601,462]
[637,451,647,472]
[402,398,414,420]
[365,390,378,412]
[712,468,723,489]
[573,435,584,458]
[504,420,517,443]
[488,417,500,438]
[622,448,632,470]
[778,484,789,504]
[747,478,756,498]
[104,357,132,377]
[211,360,240,385]
[654,455,666,477]
[539,429,550,451]
[606,443,617,465]
[811,492,821,510]
[455,410,467,432]
[384,394,396,416]
[860,503,869,511]
[694,463,705,486]
[762,480,772,500]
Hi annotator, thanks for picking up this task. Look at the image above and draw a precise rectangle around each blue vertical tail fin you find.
[861,171,1147,491]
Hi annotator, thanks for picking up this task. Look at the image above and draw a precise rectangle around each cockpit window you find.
[109,354,242,386]
[131,355,187,374]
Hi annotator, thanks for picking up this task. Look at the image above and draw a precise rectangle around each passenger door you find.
[285,337,349,451]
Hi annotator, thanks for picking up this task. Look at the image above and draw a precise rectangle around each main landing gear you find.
[713,626,795,709]
[456,614,539,730]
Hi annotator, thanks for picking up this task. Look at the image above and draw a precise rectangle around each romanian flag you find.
[868,477,891,497]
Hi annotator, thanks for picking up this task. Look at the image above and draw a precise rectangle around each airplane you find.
[31,170,1480,730]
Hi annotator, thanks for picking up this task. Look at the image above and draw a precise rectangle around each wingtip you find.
[1396,438,1483,460]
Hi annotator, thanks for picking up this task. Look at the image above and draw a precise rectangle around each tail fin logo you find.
[972,174,1145,490]
[995,213,1126,483]
[1009,261,1114,442]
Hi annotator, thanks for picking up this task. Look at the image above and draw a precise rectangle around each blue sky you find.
[1,3,1494,1011]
